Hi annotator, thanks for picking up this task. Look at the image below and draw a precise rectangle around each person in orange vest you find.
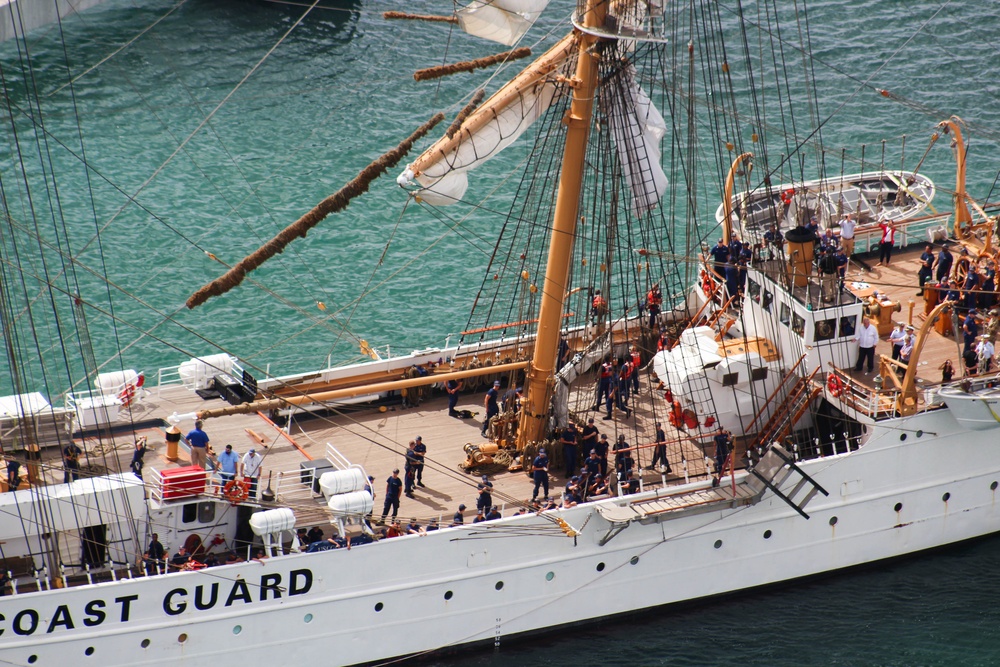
[629,346,642,393]
[646,284,662,329]
[592,357,614,410]
[591,290,607,324]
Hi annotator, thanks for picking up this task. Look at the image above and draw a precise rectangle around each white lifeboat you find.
[938,386,1000,431]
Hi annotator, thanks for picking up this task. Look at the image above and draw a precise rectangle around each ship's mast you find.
[516,0,607,450]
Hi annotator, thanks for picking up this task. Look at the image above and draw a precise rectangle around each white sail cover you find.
[402,34,577,206]
[604,65,669,216]
[457,0,551,46]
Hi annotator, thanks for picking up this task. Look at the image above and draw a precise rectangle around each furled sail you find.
[457,0,551,46]
[603,64,668,216]
[399,33,577,206]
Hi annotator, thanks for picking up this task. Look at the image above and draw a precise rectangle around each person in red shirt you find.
[877,218,896,266]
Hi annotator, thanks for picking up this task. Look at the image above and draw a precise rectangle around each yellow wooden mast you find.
[515,0,607,450]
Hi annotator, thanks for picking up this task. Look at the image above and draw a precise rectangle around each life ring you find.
[827,374,844,398]
[223,479,250,505]
[117,384,136,407]
[702,272,717,297]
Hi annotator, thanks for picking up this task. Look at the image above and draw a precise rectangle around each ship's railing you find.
[823,366,938,419]
[852,211,952,253]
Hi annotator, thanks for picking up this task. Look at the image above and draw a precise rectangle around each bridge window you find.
[779,303,790,326]
[762,291,773,312]
[791,313,806,338]
[722,372,739,387]
[839,315,857,337]
[198,502,216,523]
[814,318,836,342]
[748,279,760,302]
[182,503,198,524]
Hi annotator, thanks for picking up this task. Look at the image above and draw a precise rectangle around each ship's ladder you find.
[745,442,829,519]
[747,369,822,452]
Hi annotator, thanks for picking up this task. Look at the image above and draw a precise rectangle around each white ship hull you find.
[2,408,995,666]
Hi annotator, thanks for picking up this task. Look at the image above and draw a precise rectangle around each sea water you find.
[2,0,1000,664]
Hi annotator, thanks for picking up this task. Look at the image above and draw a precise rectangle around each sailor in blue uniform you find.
[531,448,549,501]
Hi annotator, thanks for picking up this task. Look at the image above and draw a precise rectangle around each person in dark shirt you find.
[380,469,403,524]
[413,436,427,487]
[425,518,440,532]
[482,380,500,437]
[472,510,486,523]
[708,238,730,272]
[714,430,732,475]
[307,526,324,543]
[584,449,602,477]
[486,506,502,521]
[403,441,420,498]
[476,484,493,513]
[169,547,190,571]
[581,418,599,456]
[531,448,549,501]
[560,423,579,477]
[935,246,953,282]
[588,474,610,497]
[148,533,166,562]
[445,378,463,417]
[130,436,148,479]
[623,471,640,495]
[918,245,935,295]
[62,442,82,483]
[451,504,467,526]
[648,422,670,472]
[963,310,979,355]
[6,456,21,491]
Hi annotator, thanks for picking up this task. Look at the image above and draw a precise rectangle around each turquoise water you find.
[3,0,1000,663]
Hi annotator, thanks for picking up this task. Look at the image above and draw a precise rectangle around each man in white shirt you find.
[976,335,995,375]
[853,315,879,373]
[241,448,264,499]
[839,213,857,256]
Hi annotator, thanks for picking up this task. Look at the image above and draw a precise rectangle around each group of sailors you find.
[592,348,643,420]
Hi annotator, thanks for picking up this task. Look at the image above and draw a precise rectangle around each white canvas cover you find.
[457,0,551,46]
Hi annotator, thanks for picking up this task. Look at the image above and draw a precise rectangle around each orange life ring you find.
[118,384,136,407]
[827,374,844,398]
[702,272,717,297]
[223,479,250,505]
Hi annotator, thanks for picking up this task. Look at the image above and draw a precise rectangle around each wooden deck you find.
[6,370,717,538]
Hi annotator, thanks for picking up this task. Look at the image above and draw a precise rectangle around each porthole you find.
[85,648,94,657]
[140,639,150,649]
[894,502,903,512]
[899,433,907,441]
[763,530,772,539]
[829,516,838,526]
[495,581,504,591]
[233,625,242,635]
[596,562,606,572]
[545,571,555,581]
[992,481,998,491]
[714,540,723,549]
[942,492,951,502]
[28,657,37,664]
[630,556,639,565]
[916,430,924,438]
[444,591,453,600]
[304,614,313,623]
[374,602,384,612]
[178,634,188,643]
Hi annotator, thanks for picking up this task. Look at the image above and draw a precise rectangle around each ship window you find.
[85,647,94,656]
[815,318,836,341]
[29,655,38,663]
[839,314,857,337]
[198,502,215,523]
[722,372,739,387]
[762,290,773,312]
[751,367,769,382]
[713,540,723,549]
[792,313,806,337]
[182,503,198,524]
[779,303,790,325]
[748,279,760,302]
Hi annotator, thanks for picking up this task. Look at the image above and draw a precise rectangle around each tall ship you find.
[0,0,999,665]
